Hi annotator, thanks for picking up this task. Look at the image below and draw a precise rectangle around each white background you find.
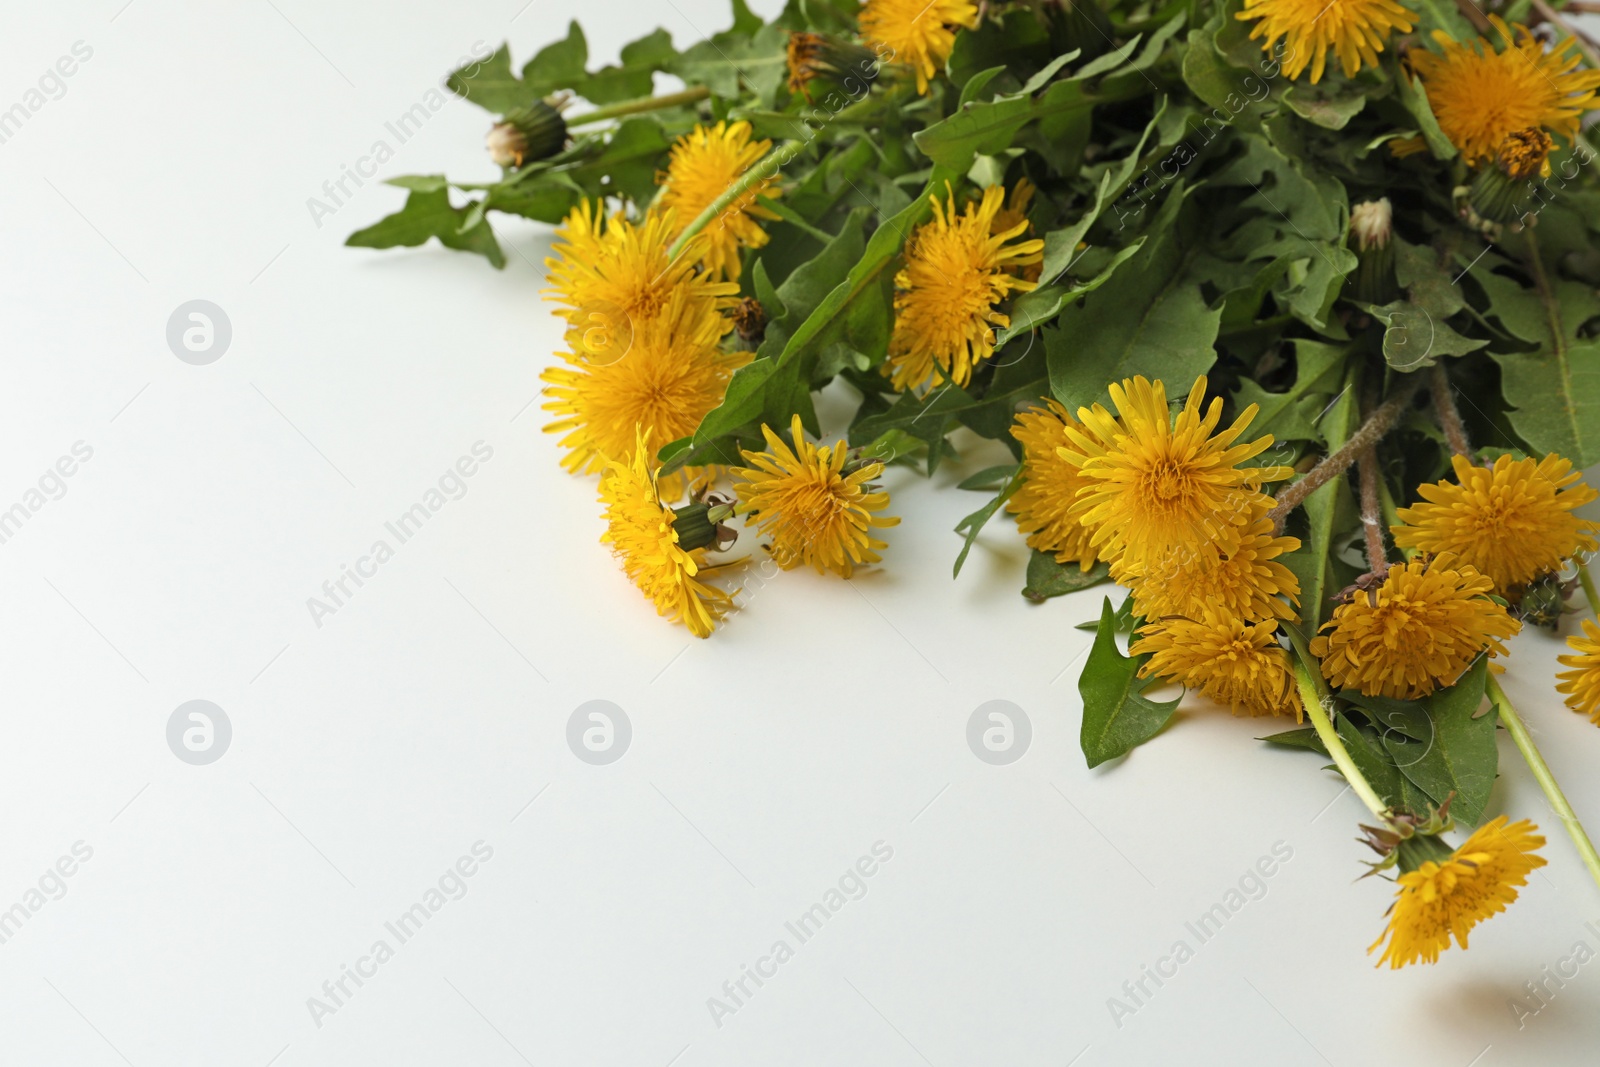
[3,1,1600,1064]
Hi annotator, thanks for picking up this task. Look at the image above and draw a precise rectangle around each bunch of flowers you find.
[351,0,1600,967]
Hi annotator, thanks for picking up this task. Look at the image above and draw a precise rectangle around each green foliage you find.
[1080,597,1181,767]
[349,0,1600,809]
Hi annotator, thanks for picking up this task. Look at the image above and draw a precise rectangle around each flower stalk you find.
[1287,632,1391,820]
[566,86,712,128]
[1268,376,1424,530]
[1578,559,1600,618]
[1357,444,1388,572]
[667,141,803,261]
[1429,361,1473,458]
[1488,673,1600,896]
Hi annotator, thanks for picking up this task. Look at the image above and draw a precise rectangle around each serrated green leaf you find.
[345,189,504,268]
[1282,80,1366,130]
[1366,300,1486,370]
[1258,726,1328,754]
[1046,185,1221,411]
[1232,338,1347,444]
[958,464,1021,491]
[1475,260,1600,466]
[953,468,1023,576]
[447,42,540,114]
[1367,658,1498,825]
[1079,597,1180,767]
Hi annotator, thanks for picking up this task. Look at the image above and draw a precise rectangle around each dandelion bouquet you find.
[351,0,1600,968]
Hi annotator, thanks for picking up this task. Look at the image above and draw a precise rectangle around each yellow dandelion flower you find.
[543,202,737,359]
[732,415,899,577]
[1393,453,1600,595]
[542,287,751,495]
[1236,0,1415,83]
[1310,554,1521,699]
[859,0,979,95]
[1118,496,1302,623]
[1410,17,1600,167]
[1058,375,1295,573]
[1007,399,1101,571]
[1557,618,1600,724]
[657,121,780,280]
[886,184,1044,392]
[599,436,734,638]
[988,178,1042,284]
[1370,817,1547,968]
[1132,610,1304,719]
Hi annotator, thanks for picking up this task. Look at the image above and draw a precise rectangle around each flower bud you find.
[785,32,882,103]
[1348,198,1395,305]
[486,99,568,169]
[1469,127,1554,224]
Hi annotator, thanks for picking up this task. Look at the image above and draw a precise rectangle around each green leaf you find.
[766,168,958,378]
[953,468,1023,577]
[1006,241,1146,340]
[1395,237,1465,319]
[1281,373,1358,631]
[1036,559,1111,606]
[1231,339,1347,444]
[1080,598,1181,767]
[1282,80,1367,130]
[1369,658,1498,825]
[906,29,1201,176]
[1395,68,1457,162]
[584,28,678,104]
[692,358,780,442]
[1046,185,1222,412]
[848,382,975,475]
[669,26,788,102]
[564,117,672,204]
[447,42,539,114]
[521,22,590,98]
[1366,300,1486,371]
[958,464,1021,491]
[345,189,504,268]
[1259,726,1328,755]
[1477,260,1600,466]
[1335,714,1411,808]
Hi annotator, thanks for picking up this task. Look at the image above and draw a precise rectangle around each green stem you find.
[566,86,711,128]
[1286,634,1390,820]
[667,141,802,260]
[1579,559,1600,617]
[1489,674,1600,896]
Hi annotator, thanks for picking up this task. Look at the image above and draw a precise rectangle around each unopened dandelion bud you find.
[785,32,882,103]
[1469,128,1553,224]
[1348,198,1395,304]
[487,99,568,168]
[671,502,736,552]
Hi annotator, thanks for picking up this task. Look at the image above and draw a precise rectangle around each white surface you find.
[2,2,1599,1064]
